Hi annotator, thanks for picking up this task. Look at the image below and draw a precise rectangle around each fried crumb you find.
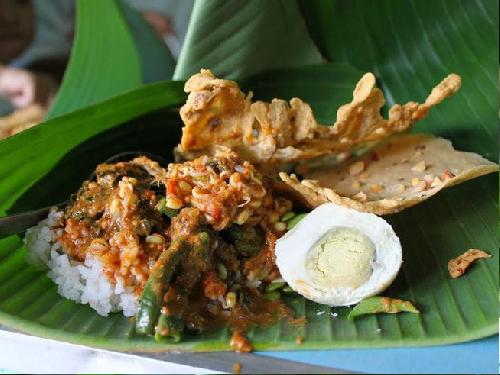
[411,177,420,186]
[448,249,492,278]
[230,331,253,353]
[295,335,304,345]
[232,362,242,374]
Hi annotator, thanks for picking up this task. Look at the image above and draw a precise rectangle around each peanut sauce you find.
[56,152,298,350]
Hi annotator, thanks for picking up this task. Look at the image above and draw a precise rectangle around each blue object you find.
[257,335,499,374]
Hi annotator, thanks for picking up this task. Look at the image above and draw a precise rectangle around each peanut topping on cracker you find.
[349,161,365,176]
[411,161,426,173]
[430,177,442,188]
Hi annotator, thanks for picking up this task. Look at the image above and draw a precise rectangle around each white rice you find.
[24,209,137,317]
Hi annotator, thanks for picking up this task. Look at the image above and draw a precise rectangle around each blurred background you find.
[0,0,193,139]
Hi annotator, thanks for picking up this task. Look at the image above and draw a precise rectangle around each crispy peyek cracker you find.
[177,69,461,164]
[280,134,498,215]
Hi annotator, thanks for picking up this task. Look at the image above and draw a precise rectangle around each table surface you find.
[260,335,499,374]
[0,329,497,374]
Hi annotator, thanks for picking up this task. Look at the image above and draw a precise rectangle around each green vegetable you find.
[217,262,228,280]
[176,231,212,290]
[286,213,308,230]
[151,233,210,342]
[263,291,281,301]
[193,232,211,258]
[223,225,263,256]
[135,239,189,335]
[265,281,287,292]
[280,212,296,222]
[281,285,297,294]
[281,285,296,293]
[156,197,179,218]
[348,297,419,320]
[155,312,184,343]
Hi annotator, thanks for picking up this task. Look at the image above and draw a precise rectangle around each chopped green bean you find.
[155,312,184,343]
[281,285,296,293]
[348,296,419,320]
[156,197,179,218]
[263,291,281,300]
[223,224,263,256]
[135,239,188,336]
[280,212,296,222]
[265,281,286,292]
[217,262,228,280]
[286,213,308,230]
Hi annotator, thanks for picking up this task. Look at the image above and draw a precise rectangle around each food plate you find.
[0,67,497,352]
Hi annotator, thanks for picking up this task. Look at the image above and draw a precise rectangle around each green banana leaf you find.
[174,0,323,79]
[48,0,175,119]
[48,0,142,118]
[298,0,498,159]
[119,2,176,84]
[0,0,497,352]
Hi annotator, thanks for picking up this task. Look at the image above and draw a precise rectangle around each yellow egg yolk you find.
[306,227,375,289]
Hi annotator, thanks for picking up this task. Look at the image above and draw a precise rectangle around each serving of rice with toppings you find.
[23,147,296,352]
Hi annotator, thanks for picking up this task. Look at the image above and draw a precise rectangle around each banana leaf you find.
[47,0,142,118]
[48,0,175,119]
[298,0,498,159]
[174,0,323,79]
[0,0,497,352]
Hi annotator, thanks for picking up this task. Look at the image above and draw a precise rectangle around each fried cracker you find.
[280,134,498,215]
[177,69,461,164]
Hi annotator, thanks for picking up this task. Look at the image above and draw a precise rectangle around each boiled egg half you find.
[275,203,402,306]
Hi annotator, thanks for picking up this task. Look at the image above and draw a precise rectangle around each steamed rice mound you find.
[24,209,137,316]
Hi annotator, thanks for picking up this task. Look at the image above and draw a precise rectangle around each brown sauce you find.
[57,154,298,349]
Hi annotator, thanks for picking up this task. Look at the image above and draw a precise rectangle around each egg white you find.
[275,203,402,306]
